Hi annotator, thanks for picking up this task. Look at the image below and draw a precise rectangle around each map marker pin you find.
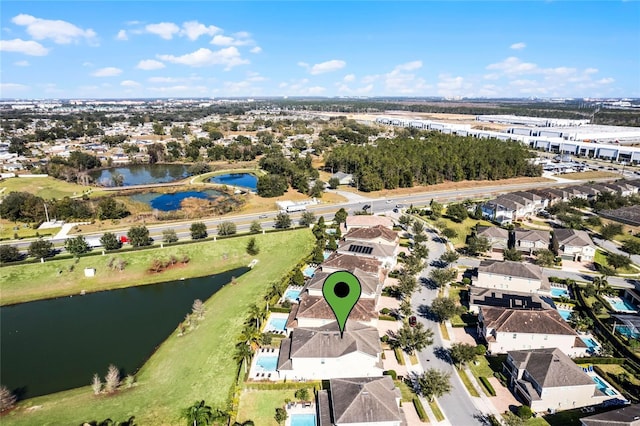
[322,271,362,338]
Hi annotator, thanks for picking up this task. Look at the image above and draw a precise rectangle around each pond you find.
[130,189,226,211]
[209,173,258,191]
[0,267,249,399]
[89,164,190,186]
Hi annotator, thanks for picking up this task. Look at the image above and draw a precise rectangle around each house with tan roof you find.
[514,229,550,254]
[316,376,405,426]
[474,260,550,294]
[503,348,615,412]
[553,229,596,262]
[343,225,399,247]
[277,322,383,380]
[321,253,384,281]
[478,306,589,356]
[286,292,378,329]
[304,269,381,300]
[344,215,394,231]
[476,226,509,253]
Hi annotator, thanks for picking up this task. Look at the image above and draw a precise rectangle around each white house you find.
[286,292,378,329]
[474,260,550,294]
[321,253,384,281]
[343,225,399,247]
[316,376,405,425]
[478,306,589,357]
[553,229,596,262]
[304,269,380,300]
[344,215,394,231]
[476,226,509,253]
[504,348,615,412]
[514,229,550,254]
[277,322,383,380]
[336,240,398,270]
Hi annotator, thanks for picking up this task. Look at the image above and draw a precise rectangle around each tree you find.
[249,220,262,234]
[100,232,121,251]
[29,238,54,259]
[328,177,340,189]
[104,364,120,393]
[0,385,17,412]
[65,235,90,257]
[97,197,130,220]
[411,220,425,236]
[218,221,237,236]
[534,249,555,267]
[128,226,151,247]
[601,223,624,240]
[398,273,418,299]
[152,122,165,135]
[294,388,309,401]
[503,248,522,262]
[163,229,178,243]
[593,300,605,314]
[399,299,413,318]
[326,234,338,251]
[446,203,468,222]
[188,162,211,175]
[449,342,477,368]
[431,296,458,322]
[430,200,443,218]
[517,405,533,420]
[246,237,260,255]
[190,222,208,240]
[274,212,291,229]
[623,238,640,255]
[442,228,457,239]
[389,323,434,354]
[91,373,102,395]
[274,407,288,425]
[417,368,452,402]
[607,253,631,270]
[503,412,525,426]
[0,245,21,263]
[467,235,490,256]
[256,174,288,198]
[568,311,593,332]
[398,214,413,228]
[181,400,214,426]
[299,211,316,226]
[192,299,205,319]
[312,244,325,263]
[309,180,324,198]
[439,250,459,265]
[429,268,457,288]
[593,275,610,295]
[334,208,348,225]
[551,233,560,255]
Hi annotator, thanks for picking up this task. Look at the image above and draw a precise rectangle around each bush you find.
[517,405,533,419]
[394,347,405,365]
[380,308,391,315]
[379,314,397,321]
[479,376,496,396]
[413,397,427,421]
[383,370,398,380]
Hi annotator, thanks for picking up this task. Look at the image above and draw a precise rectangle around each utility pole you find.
[43,202,50,223]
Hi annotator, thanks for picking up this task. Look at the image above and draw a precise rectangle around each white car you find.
[386,200,392,204]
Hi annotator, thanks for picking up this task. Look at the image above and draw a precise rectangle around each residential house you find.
[277,322,383,380]
[336,240,398,269]
[321,253,384,281]
[304,269,381,300]
[503,348,614,412]
[514,229,550,254]
[344,215,394,231]
[553,229,596,262]
[580,403,640,426]
[478,306,588,356]
[481,198,520,225]
[330,172,354,185]
[474,260,550,294]
[286,292,378,329]
[343,225,399,247]
[476,226,509,253]
[511,191,548,211]
[316,376,405,426]
[469,287,554,314]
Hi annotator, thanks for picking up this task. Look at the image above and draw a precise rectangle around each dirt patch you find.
[561,171,621,180]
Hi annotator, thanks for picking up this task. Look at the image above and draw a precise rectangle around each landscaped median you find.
[2,229,315,425]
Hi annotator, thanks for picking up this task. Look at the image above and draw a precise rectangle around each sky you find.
[1,1,639,99]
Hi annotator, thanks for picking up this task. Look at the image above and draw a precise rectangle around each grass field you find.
[235,389,296,426]
[3,229,315,425]
[423,216,493,248]
[0,176,107,199]
[594,249,638,275]
[560,171,620,180]
[0,221,60,240]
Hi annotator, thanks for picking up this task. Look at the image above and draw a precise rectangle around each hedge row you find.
[412,397,427,421]
[379,314,397,322]
[574,357,626,365]
[269,306,292,314]
[243,381,321,391]
[394,347,405,365]
[479,376,496,396]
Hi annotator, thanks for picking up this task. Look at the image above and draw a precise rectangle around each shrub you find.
[383,370,398,380]
[394,347,405,365]
[479,376,496,396]
[413,397,427,421]
[380,308,391,315]
[517,405,533,419]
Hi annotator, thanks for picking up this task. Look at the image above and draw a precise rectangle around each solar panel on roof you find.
[348,244,373,255]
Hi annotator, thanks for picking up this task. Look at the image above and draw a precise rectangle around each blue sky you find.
[1,1,639,99]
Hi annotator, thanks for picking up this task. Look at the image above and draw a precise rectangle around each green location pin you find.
[322,271,362,338]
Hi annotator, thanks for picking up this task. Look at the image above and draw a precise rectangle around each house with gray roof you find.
[336,240,398,269]
[476,226,509,252]
[469,287,554,314]
[317,376,406,426]
[277,322,383,380]
[304,268,380,300]
[553,229,596,262]
[478,307,588,357]
[330,172,354,185]
[474,260,550,294]
[321,253,384,280]
[580,403,640,426]
[344,225,399,247]
[286,292,378,329]
[503,348,616,412]
[514,229,550,254]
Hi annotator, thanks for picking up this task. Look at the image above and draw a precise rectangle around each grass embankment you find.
[0,176,107,199]
[3,229,315,425]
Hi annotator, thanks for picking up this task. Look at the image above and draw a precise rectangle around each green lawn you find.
[594,249,638,275]
[422,216,493,248]
[429,399,445,421]
[457,369,480,397]
[468,356,495,379]
[0,222,60,240]
[3,229,315,425]
[236,387,309,426]
[0,176,107,199]
[395,380,415,402]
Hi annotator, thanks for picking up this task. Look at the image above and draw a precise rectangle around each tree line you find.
[324,134,541,192]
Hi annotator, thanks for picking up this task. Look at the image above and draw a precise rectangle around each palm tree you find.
[248,303,266,329]
[239,324,261,349]
[234,342,254,373]
[593,275,609,295]
[181,400,214,426]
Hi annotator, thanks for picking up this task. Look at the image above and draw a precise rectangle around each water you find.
[209,173,258,191]
[130,189,225,211]
[593,376,617,396]
[605,296,638,313]
[255,355,278,372]
[616,325,640,339]
[90,164,190,186]
[266,318,287,332]
[290,413,316,426]
[303,266,316,278]
[285,289,301,301]
[557,308,572,321]
[0,267,248,399]
[550,287,569,298]
[580,336,599,351]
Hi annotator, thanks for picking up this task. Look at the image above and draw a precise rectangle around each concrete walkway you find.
[52,222,91,240]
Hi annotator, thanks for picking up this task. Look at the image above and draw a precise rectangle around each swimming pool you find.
[551,287,569,298]
[303,266,316,278]
[323,251,331,260]
[557,308,573,321]
[284,289,301,301]
[290,413,316,426]
[604,296,638,313]
[255,355,278,372]
[593,375,617,396]
[267,317,287,332]
[616,325,640,340]
[580,336,599,352]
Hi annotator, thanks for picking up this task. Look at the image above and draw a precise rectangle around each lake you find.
[0,267,249,399]
[89,164,190,186]
[210,173,258,191]
[130,189,226,211]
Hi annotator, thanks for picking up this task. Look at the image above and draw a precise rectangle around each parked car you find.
[409,316,417,327]
[259,214,268,218]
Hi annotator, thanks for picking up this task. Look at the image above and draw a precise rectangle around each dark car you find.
[409,316,417,327]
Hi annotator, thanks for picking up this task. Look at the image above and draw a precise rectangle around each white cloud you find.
[585,68,599,75]
[116,29,128,41]
[145,22,180,40]
[158,47,249,69]
[181,21,220,40]
[92,67,122,77]
[11,14,96,44]
[148,76,181,83]
[210,34,253,47]
[510,42,526,50]
[250,46,262,54]
[383,61,430,94]
[395,61,422,72]
[308,59,346,75]
[14,60,29,66]
[120,80,140,87]
[597,77,615,84]
[0,38,49,56]
[343,74,355,82]
[1,83,30,93]
[486,56,538,75]
[278,78,326,95]
[136,59,165,70]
